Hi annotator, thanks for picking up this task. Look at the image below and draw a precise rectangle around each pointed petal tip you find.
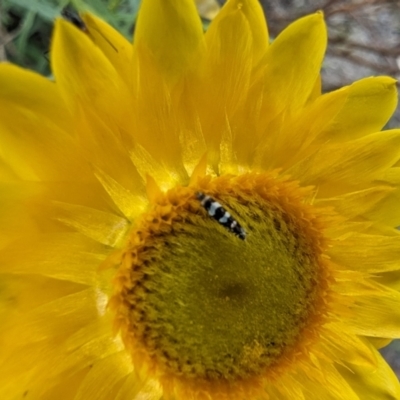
[363,76,397,85]
[378,76,398,86]
[278,11,327,48]
[305,11,325,26]
[146,174,163,203]
[134,0,204,79]
[55,16,82,34]
[294,11,326,33]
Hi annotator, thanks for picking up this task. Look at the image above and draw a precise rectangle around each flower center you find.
[110,172,330,393]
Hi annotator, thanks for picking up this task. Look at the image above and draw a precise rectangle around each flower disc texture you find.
[1,1,400,399]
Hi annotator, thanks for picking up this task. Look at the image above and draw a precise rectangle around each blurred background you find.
[1,0,400,378]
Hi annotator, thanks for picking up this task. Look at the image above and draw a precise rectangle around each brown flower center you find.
[110,172,331,397]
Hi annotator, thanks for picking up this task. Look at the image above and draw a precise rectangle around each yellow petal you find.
[0,64,70,129]
[1,315,126,399]
[340,281,400,338]
[368,337,392,349]
[206,0,268,63]
[52,202,129,247]
[330,233,400,273]
[381,167,400,185]
[0,234,108,285]
[338,351,400,399]
[115,374,157,400]
[0,275,82,324]
[0,65,87,181]
[39,369,93,400]
[54,318,121,377]
[287,130,400,190]
[0,183,43,249]
[307,74,322,102]
[82,13,133,86]
[72,109,145,198]
[74,353,132,400]
[256,13,327,117]
[134,0,204,79]
[316,186,394,220]
[292,361,359,400]
[196,5,253,162]
[321,325,378,367]
[319,76,398,141]
[195,0,268,168]
[0,104,88,181]
[255,84,349,170]
[375,270,400,292]
[51,19,131,128]
[128,53,188,182]
[363,186,400,226]
[318,362,359,400]
[2,288,100,345]
[277,77,395,169]
[94,169,147,221]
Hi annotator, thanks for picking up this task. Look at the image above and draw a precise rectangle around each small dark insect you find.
[61,8,87,32]
[196,192,247,240]
[61,6,118,53]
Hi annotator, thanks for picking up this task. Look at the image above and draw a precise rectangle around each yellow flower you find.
[1,0,400,399]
